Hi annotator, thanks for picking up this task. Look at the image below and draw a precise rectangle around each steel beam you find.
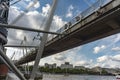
[106,20,120,29]
[0,23,63,35]
[0,47,26,80]
[29,0,58,80]
[4,45,37,48]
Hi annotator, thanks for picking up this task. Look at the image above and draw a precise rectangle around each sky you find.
[5,0,120,68]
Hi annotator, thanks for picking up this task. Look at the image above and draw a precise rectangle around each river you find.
[6,73,116,80]
[42,74,116,80]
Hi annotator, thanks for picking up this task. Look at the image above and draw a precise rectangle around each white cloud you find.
[66,5,74,18]
[97,55,109,62]
[101,45,106,49]
[112,54,120,61]
[93,45,106,54]
[25,0,32,2]
[53,15,66,30]
[34,1,40,8]
[54,54,67,61]
[75,61,90,66]
[112,47,120,51]
[97,54,120,63]
[42,4,50,16]
[27,1,40,9]
[96,54,120,68]
[94,47,100,54]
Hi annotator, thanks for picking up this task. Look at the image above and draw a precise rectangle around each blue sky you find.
[6,0,120,68]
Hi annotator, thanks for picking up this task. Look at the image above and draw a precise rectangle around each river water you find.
[42,74,116,80]
[6,73,116,80]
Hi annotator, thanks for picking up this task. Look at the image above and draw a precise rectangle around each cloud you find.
[75,61,90,66]
[53,15,66,30]
[42,4,51,16]
[25,0,32,2]
[97,54,120,63]
[97,55,110,62]
[27,1,40,9]
[54,54,67,61]
[66,5,74,18]
[33,1,40,9]
[93,45,106,54]
[96,54,120,68]
[112,47,120,51]
[112,54,120,62]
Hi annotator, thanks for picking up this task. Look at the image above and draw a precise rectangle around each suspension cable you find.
[10,52,15,60]
[10,0,39,24]
[11,0,22,6]
[83,0,92,7]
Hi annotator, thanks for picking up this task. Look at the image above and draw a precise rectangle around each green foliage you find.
[101,69,108,75]
[20,66,110,75]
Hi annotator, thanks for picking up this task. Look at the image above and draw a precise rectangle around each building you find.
[45,63,49,67]
[44,63,56,69]
[60,62,73,69]
[74,66,85,70]
[91,66,102,72]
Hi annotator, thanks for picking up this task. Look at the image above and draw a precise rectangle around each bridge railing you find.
[47,0,112,42]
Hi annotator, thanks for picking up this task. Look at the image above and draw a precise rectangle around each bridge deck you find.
[16,0,120,65]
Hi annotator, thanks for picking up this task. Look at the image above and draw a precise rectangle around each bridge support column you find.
[29,0,58,80]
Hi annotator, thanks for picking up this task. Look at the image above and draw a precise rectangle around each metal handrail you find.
[47,0,112,42]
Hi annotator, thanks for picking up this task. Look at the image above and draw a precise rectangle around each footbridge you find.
[16,0,120,65]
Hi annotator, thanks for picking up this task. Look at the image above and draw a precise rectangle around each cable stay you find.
[83,0,96,11]
[10,52,15,60]
[10,0,39,24]
[20,36,29,74]
[11,0,21,6]
[83,0,92,7]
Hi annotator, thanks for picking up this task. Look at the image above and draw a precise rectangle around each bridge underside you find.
[16,0,120,65]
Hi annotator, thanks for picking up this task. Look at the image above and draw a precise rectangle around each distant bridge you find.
[16,0,120,65]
